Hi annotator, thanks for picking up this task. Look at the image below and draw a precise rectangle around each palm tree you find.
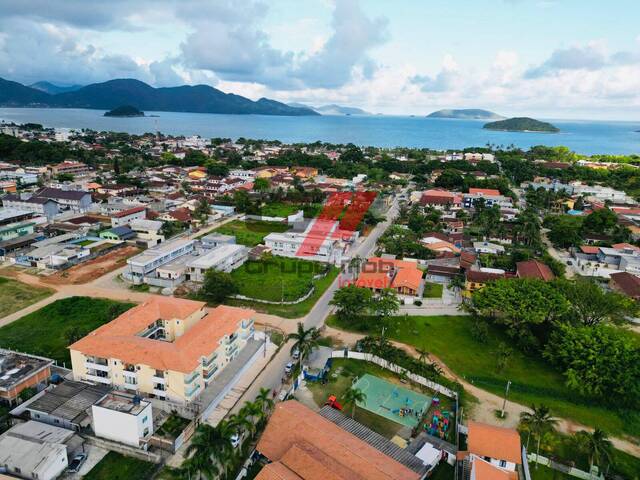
[185,421,234,478]
[574,429,613,476]
[519,404,558,466]
[348,255,363,276]
[255,387,275,417]
[343,387,367,418]
[227,411,251,445]
[239,400,264,438]
[286,322,320,374]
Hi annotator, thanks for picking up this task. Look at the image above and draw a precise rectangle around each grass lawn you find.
[259,202,321,218]
[213,219,290,246]
[84,452,157,480]
[423,282,443,298]
[231,257,326,302]
[228,265,339,318]
[327,314,637,439]
[0,276,54,318]
[306,359,456,440]
[0,297,134,365]
[529,465,573,480]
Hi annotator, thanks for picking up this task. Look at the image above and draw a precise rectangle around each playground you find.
[352,374,431,428]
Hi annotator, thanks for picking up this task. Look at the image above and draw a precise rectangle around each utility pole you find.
[501,380,511,418]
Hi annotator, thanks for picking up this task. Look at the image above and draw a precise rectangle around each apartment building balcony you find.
[226,343,239,358]
[85,373,111,385]
[225,332,238,345]
[122,370,137,382]
[152,375,166,385]
[184,371,200,385]
[204,365,219,381]
[84,360,110,372]
[185,383,201,398]
[153,389,167,398]
[202,353,218,369]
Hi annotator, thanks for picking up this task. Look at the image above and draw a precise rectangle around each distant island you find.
[288,102,371,115]
[0,77,318,116]
[427,109,504,120]
[483,117,560,133]
[104,105,144,117]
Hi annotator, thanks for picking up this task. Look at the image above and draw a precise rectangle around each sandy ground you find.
[40,246,140,285]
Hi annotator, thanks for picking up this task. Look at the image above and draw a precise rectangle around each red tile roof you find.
[516,260,555,281]
[113,206,146,218]
[467,421,521,464]
[468,188,501,196]
[610,272,640,299]
[256,401,421,480]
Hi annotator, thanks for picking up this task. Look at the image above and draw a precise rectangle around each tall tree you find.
[330,285,373,321]
[343,387,367,418]
[519,404,558,464]
[199,269,238,303]
[573,429,614,474]
[371,288,400,321]
[286,322,320,373]
[557,277,635,326]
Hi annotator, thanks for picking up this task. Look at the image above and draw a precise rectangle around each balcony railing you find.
[202,353,218,368]
[153,389,167,398]
[152,375,166,385]
[85,374,111,385]
[185,383,201,398]
[184,371,199,384]
[226,343,239,357]
[85,360,110,372]
[225,333,238,345]
[204,365,219,380]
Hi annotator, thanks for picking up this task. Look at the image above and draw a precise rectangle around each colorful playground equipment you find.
[390,387,424,420]
[324,395,343,411]
[426,405,450,439]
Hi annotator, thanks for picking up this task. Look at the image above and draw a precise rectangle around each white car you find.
[230,433,241,449]
[292,349,300,360]
[284,362,293,375]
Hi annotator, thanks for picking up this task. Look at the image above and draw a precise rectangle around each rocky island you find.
[483,117,559,133]
[104,105,145,117]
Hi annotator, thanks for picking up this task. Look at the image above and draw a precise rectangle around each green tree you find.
[544,215,583,248]
[573,429,613,474]
[371,288,400,321]
[199,270,238,303]
[286,322,320,373]
[471,278,570,350]
[343,387,367,419]
[254,177,270,192]
[184,421,234,479]
[519,404,558,464]
[254,387,275,418]
[194,198,211,224]
[557,277,635,326]
[330,285,373,321]
[56,173,74,182]
[583,208,617,234]
[544,324,640,407]
[205,161,229,176]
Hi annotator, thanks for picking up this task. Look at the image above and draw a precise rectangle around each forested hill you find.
[0,77,318,116]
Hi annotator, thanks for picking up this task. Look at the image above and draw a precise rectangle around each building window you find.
[499,460,507,468]
[143,416,148,423]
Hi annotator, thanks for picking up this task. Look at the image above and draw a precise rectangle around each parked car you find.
[278,389,288,401]
[292,349,300,360]
[284,362,293,375]
[68,453,87,473]
[566,260,573,265]
[230,433,241,449]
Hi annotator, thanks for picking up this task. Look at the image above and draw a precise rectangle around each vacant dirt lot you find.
[42,246,140,285]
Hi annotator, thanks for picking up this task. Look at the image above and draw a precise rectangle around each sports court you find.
[352,374,432,428]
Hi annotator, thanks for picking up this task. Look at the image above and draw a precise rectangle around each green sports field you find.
[352,374,431,428]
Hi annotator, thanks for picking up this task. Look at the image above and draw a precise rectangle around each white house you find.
[187,243,248,282]
[472,241,506,255]
[92,392,153,447]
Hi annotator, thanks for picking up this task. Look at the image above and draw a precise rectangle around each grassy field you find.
[327,314,637,438]
[213,219,290,246]
[0,297,134,365]
[228,265,339,318]
[259,202,322,218]
[529,465,572,480]
[0,276,53,318]
[84,452,157,480]
[422,282,443,298]
[231,257,326,302]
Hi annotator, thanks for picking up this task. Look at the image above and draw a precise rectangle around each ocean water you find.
[0,107,638,155]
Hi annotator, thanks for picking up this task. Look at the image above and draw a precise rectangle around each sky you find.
[0,0,639,120]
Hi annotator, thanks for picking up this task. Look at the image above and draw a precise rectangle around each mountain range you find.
[29,81,84,95]
[0,77,318,116]
[289,102,371,115]
[427,109,505,120]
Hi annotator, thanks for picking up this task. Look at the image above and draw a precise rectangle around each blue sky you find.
[0,0,639,119]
